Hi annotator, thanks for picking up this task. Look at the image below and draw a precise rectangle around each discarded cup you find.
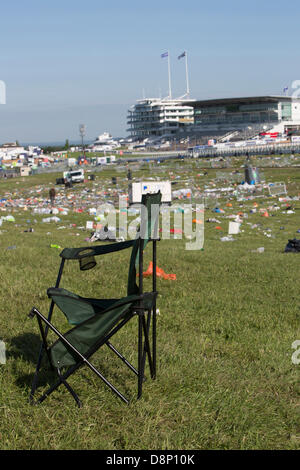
[220,236,235,242]
[251,247,265,253]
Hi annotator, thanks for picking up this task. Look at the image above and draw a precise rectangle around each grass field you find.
[0,158,299,450]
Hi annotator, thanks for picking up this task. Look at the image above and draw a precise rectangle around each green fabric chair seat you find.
[47,287,119,325]
[48,287,157,368]
[50,294,141,368]
[47,287,155,327]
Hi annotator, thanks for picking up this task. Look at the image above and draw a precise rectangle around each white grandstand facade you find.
[187,96,300,140]
[127,95,300,143]
[127,98,194,141]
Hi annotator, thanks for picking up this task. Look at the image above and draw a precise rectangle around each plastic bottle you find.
[0,340,6,364]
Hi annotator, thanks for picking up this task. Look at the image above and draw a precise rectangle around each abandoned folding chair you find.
[29,191,161,407]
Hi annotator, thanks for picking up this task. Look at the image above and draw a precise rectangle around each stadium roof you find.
[186,96,297,107]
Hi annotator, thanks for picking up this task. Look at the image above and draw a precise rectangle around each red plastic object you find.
[142,261,176,280]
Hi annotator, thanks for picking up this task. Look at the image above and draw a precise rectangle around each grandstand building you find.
[127,95,300,144]
[187,95,300,140]
[127,98,194,141]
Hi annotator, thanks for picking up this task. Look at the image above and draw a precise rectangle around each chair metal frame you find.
[29,195,160,407]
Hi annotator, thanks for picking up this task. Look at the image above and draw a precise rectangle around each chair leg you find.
[34,363,82,406]
[106,341,139,377]
[141,311,154,379]
[152,306,157,380]
[57,368,82,408]
[29,347,44,403]
[30,259,65,401]
[137,313,144,399]
[29,307,55,403]
[137,309,155,399]
[152,239,157,379]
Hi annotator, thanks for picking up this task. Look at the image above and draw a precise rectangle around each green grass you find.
[0,159,299,450]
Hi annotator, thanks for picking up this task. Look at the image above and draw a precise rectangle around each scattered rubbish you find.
[86,221,94,230]
[50,244,62,250]
[284,239,300,253]
[268,182,287,197]
[33,208,52,214]
[228,221,240,235]
[1,156,300,260]
[220,236,235,242]
[42,217,61,223]
[251,247,265,253]
[213,208,224,213]
[6,245,16,250]
[1,215,15,222]
[261,211,269,217]
[89,227,124,242]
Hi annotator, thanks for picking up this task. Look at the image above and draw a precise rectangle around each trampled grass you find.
[0,160,299,450]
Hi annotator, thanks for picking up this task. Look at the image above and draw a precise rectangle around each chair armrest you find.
[99,292,158,315]
[60,240,136,260]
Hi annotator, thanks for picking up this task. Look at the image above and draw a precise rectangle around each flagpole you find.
[168,51,172,99]
[185,51,190,97]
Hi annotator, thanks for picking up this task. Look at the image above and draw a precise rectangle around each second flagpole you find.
[168,51,172,99]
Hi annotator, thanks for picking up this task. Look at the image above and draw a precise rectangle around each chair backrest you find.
[127,191,161,295]
[58,192,161,297]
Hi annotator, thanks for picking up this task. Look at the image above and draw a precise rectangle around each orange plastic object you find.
[142,261,176,280]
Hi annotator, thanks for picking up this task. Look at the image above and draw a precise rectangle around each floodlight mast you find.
[79,124,86,160]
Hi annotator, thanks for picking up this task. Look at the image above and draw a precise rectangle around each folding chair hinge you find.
[133,306,145,316]
[28,307,39,319]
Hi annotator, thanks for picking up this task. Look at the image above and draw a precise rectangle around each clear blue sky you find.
[0,0,300,143]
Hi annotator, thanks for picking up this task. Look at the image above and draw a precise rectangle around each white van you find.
[63,169,85,183]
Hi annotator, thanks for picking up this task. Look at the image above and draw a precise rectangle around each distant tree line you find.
[42,139,70,154]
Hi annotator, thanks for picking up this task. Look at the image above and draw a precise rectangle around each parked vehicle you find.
[63,169,84,183]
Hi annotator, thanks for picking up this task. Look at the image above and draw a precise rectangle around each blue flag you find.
[161,52,168,58]
[178,51,186,60]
